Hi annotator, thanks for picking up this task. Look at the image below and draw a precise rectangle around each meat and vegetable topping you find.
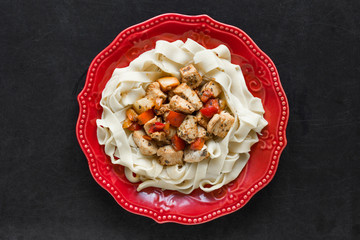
[123,64,235,166]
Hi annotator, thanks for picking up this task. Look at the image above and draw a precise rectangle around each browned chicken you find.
[200,80,222,98]
[133,97,155,114]
[169,95,195,114]
[177,115,198,143]
[179,64,202,89]
[195,111,209,129]
[183,145,209,163]
[154,103,170,116]
[143,117,167,142]
[197,125,211,140]
[173,83,203,110]
[128,65,236,166]
[132,130,158,155]
[166,126,177,140]
[157,145,184,165]
[146,82,167,100]
[207,111,235,138]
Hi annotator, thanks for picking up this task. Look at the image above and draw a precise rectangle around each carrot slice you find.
[137,109,155,125]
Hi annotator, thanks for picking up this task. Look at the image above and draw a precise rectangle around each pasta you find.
[96,39,267,194]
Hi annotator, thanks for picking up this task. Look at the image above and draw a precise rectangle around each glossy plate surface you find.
[76,13,289,224]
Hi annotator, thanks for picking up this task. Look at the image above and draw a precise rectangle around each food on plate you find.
[97,39,267,193]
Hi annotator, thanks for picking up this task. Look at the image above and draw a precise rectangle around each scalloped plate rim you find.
[76,13,289,225]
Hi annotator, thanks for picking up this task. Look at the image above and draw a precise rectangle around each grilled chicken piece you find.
[166,126,177,140]
[173,83,203,110]
[179,64,202,89]
[133,97,155,114]
[195,111,209,129]
[197,125,211,140]
[177,115,198,143]
[146,82,167,100]
[143,117,167,142]
[183,145,209,163]
[157,145,183,166]
[132,130,158,155]
[154,103,170,116]
[169,95,195,114]
[167,90,176,100]
[200,80,222,98]
[207,111,235,138]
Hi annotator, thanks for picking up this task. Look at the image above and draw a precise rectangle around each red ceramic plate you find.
[76,13,289,224]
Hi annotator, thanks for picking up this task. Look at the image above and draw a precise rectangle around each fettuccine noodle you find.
[96,39,267,194]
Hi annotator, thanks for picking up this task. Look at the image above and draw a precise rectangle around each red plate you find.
[76,13,289,224]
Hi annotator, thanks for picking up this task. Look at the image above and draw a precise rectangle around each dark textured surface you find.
[1,0,359,239]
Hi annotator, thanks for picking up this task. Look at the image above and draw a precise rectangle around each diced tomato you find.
[137,109,155,125]
[154,97,163,110]
[204,98,220,110]
[148,122,165,133]
[142,135,152,141]
[190,138,205,150]
[200,106,218,118]
[127,122,142,131]
[200,89,213,103]
[126,108,138,121]
[200,98,221,118]
[171,134,186,151]
[166,111,186,127]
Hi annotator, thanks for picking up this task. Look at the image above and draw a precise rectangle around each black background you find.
[1,0,359,239]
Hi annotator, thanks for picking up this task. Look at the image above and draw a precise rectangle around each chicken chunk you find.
[197,125,211,140]
[157,145,183,166]
[177,115,198,143]
[183,145,209,163]
[173,83,203,110]
[166,126,177,140]
[207,111,235,138]
[195,111,209,129]
[132,130,158,155]
[200,80,222,98]
[154,103,170,116]
[169,95,195,114]
[133,97,155,114]
[167,90,176,100]
[179,64,202,89]
[145,82,167,100]
[143,117,167,142]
